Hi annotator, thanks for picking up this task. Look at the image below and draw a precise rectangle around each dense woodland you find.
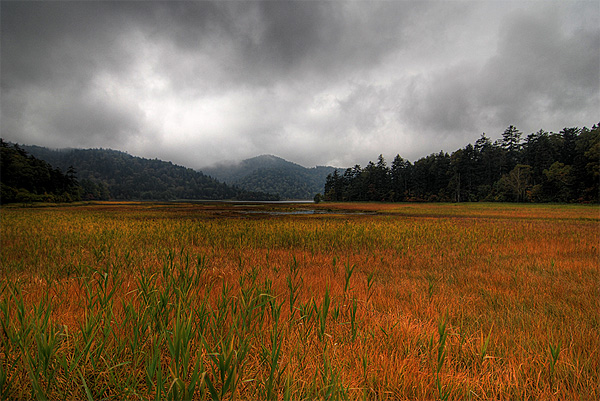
[1,143,278,203]
[3,123,598,204]
[203,155,336,200]
[323,124,600,203]
[0,140,81,203]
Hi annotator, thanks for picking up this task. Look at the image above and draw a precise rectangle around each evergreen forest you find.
[0,140,81,203]
[323,124,599,203]
[203,155,336,200]
[1,142,278,203]
[2,123,598,205]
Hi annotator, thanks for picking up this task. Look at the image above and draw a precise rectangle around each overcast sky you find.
[1,1,598,169]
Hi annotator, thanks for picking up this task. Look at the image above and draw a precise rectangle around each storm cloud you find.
[1,1,598,169]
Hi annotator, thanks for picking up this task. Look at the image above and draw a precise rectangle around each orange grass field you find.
[0,202,598,400]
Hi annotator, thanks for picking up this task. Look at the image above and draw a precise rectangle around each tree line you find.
[1,140,81,203]
[323,124,599,203]
[1,142,279,203]
[203,154,336,200]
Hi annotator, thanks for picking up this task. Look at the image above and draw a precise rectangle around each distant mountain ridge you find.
[202,154,338,200]
[21,145,278,201]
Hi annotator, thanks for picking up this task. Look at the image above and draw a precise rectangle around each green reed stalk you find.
[261,299,286,400]
[365,272,375,303]
[343,261,356,296]
[315,287,331,341]
[436,313,451,401]
[549,340,561,389]
[480,324,493,364]
[350,297,358,342]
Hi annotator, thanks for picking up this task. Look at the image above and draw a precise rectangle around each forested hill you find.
[324,124,600,203]
[202,154,337,200]
[1,140,81,203]
[20,145,279,201]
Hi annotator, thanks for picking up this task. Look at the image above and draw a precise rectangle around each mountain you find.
[21,145,278,201]
[202,155,337,200]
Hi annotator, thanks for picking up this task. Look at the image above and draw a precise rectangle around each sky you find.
[1,1,598,170]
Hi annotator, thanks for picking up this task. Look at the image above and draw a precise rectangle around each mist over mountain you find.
[11,119,597,205]
[20,145,278,201]
[202,155,337,200]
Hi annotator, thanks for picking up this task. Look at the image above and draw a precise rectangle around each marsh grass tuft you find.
[548,340,561,389]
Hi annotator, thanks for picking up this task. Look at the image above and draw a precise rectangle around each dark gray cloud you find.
[397,3,599,154]
[477,6,599,129]
[2,2,135,87]
[1,1,598,169]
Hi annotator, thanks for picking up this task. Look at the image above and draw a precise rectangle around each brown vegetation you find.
[1,202,598,399]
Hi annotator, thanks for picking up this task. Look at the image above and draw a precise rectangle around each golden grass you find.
[0,202,598,400]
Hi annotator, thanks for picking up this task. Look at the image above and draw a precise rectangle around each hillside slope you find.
[202,155,337,200]
[22,145,278,201]
[0,140,81,203]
